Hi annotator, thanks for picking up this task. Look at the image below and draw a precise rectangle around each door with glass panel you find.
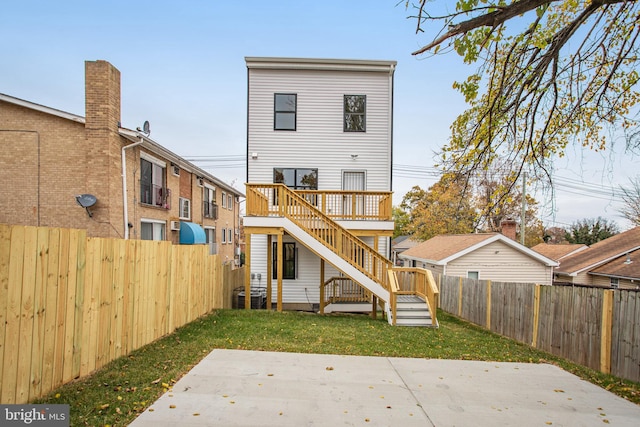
[342,171,365,218]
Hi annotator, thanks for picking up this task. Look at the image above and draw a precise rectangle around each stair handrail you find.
[246,184,393,293]
[391,267,439,327]
[387,269,399,326]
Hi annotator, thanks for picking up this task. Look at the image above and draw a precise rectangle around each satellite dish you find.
[76,194,97,208]
[75,194,97,217]
[143,120,150,135]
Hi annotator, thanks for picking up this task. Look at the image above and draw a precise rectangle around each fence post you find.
[458,276,463,317]
[486,280,491,329]
[600,289,614,374]
[531,284,541,347]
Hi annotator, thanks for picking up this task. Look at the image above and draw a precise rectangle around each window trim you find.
[467,271,480,280]
[274,93,297,131]
[179,197,191,220]
[272,242,296,280]
[273,168,318,190]
[140,218,166,241]
[344,94,366,132]
[222,191,227,208]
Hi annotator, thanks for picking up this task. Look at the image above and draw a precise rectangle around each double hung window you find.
[272,242,296,280]
[179,197,191,220]
[344,95,366,132]
[274,94,297,131]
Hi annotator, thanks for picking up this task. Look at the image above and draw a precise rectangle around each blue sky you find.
[1,0,635,230]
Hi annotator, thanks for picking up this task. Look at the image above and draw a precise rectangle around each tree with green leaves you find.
[405,0,640,211]
[392,205,411,238]
[565,217,619,245]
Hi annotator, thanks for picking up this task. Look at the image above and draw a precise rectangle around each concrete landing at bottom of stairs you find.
[129,349,640,427]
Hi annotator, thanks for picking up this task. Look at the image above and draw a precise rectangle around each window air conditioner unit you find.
[170,220,181,231]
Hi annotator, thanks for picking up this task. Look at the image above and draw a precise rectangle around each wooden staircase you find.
[386,295,437,327]
[245,184,438,327]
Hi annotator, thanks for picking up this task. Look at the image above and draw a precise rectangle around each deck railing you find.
[245,185,392,221]
[246,184,393,293]
[320,277,372,308]
[296,190,392,221]
[390,267,439,325]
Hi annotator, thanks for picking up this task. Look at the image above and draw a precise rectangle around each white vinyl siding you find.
[247,68,392,191]
[445,241,553,285]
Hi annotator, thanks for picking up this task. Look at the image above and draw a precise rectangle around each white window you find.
[222,192,227,208]
[204,227,217,255]
[179,197,191,220]
[221,228,227,244]
[227,228,233,245]
[141,219,166,241]
[467,271,479,280]
[227,194,233,210]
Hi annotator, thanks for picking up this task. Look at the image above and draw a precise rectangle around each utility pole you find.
[521,172,526,245]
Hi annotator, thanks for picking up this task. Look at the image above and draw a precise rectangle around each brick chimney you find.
[84,60,123,237]
[500,218,517,241]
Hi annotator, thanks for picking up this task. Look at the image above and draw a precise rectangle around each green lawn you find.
[35,309,640,426]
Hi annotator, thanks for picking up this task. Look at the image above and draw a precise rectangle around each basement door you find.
[342,171,365,218]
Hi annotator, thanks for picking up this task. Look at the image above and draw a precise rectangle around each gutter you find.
[122,134,145,239]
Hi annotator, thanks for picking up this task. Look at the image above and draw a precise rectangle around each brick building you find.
[0,60,243,264]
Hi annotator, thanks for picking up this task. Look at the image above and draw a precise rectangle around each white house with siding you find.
[243,57,399,312]
[398,233,558,285]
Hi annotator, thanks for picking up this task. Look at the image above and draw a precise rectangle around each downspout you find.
[122,135,144,239]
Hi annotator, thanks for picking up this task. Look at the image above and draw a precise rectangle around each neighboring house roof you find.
[589,248,640,280]
[119,129,244,198]
[0,92,244,198]
[0,92,85,123]
[399,233,558,267]
[530,243,588,261]
[391,236,420,253]
[555,227,640,276]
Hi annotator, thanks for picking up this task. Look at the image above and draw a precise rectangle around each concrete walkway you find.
[129,349,640,426]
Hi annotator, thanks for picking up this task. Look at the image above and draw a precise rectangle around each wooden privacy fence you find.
[438,275,640,383]
[0,224,243,404]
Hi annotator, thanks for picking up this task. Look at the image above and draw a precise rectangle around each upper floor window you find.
[344,95,366,132]
[140,156,169,208]
[227,194,233,210]
[274,168,318,190]
[222,192,227,208]
[179,197,191,220]
[274,93,297,131]
[203,186,218,219]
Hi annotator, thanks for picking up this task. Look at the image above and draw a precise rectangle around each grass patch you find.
[35,309,640,426]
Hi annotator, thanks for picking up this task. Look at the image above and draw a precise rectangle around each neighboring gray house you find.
[399,233,558,285]
[391,236,420,266]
